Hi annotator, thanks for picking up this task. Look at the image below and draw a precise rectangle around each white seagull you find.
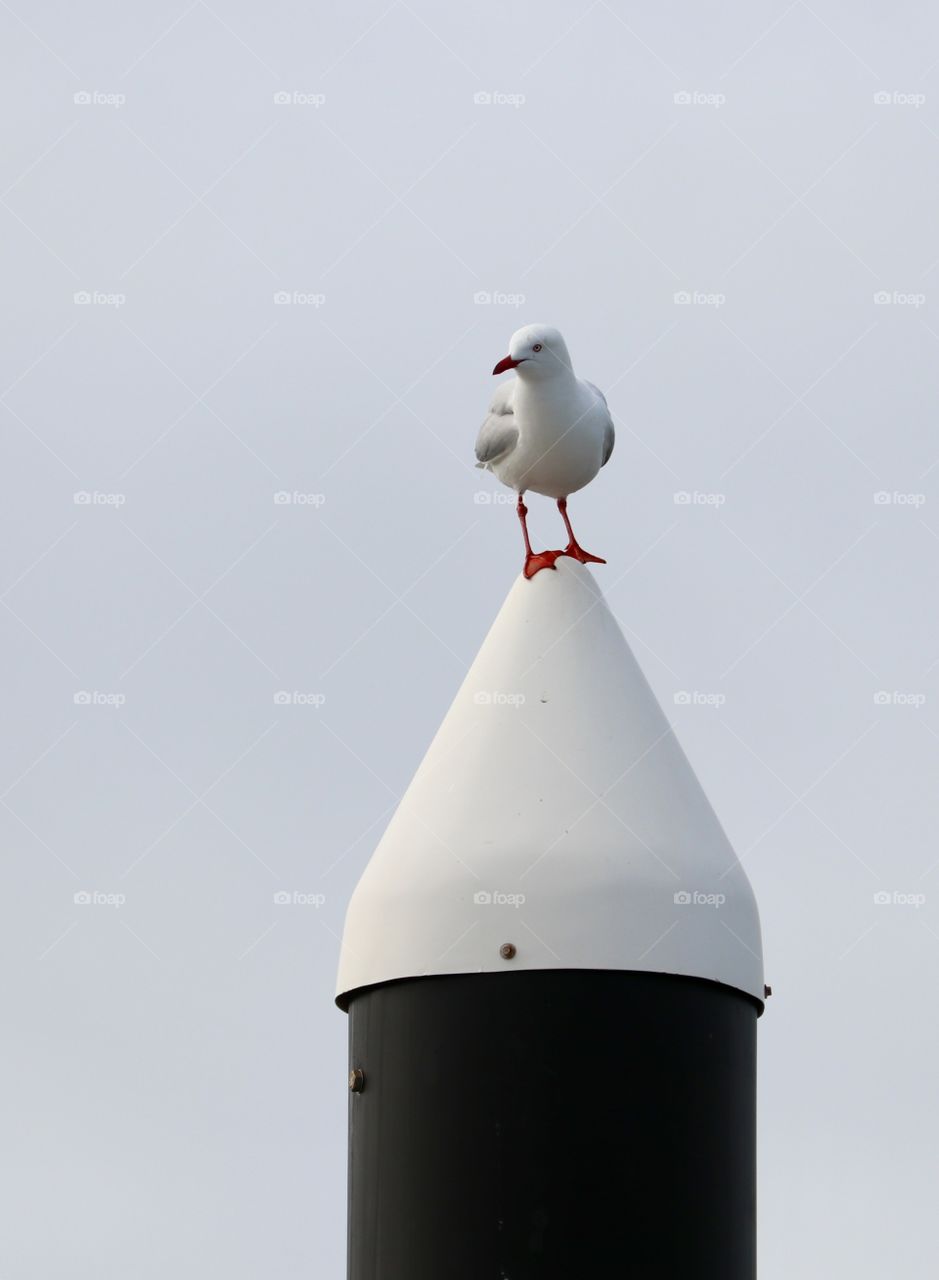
[475,323,614,578]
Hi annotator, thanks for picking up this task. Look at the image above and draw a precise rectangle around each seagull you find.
[475,323,614,579]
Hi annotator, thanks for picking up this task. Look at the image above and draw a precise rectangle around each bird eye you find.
[532,343,543,352]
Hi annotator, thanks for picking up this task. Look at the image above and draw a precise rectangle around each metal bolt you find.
[349,1068,365,1093]
[764,984,772,999]
[499,942,517,960]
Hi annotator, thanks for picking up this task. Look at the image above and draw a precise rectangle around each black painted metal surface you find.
[345,969,757,1279]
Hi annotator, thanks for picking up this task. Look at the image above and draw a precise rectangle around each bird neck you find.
[518,363,574,388]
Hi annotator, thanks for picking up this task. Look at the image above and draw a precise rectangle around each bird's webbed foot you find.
[523,549,562,579]
[560,542,606,566]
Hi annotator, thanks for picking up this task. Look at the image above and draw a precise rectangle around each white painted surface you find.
[337,559,763,1005]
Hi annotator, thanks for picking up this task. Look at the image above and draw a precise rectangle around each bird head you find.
[492,324,572,378]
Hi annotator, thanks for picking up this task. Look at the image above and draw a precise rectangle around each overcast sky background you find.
[2,2,938,1275]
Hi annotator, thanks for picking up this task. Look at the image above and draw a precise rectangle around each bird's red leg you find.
[517,494,560,579]
[557,497,606,566]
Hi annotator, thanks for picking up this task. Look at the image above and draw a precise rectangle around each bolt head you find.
[349,1068,365,1093]
[499,942,517,960]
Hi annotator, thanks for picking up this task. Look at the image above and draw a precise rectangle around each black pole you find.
[343,969,758,1279]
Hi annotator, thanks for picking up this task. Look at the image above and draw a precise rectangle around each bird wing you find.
[474,379,519,468]
[602,420,615,467]
[584,381,615,466]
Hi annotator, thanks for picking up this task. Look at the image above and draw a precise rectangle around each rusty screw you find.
[499,942,517,960]
[349,1068,365,1093]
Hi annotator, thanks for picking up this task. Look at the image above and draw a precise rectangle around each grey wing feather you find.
[602,420,615,466]
[474,381,518,468]
[585,381,615,466]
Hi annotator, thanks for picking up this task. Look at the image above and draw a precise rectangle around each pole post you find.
[337,562,765,1278]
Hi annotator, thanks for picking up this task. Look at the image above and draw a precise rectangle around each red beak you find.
[492,355,522,376]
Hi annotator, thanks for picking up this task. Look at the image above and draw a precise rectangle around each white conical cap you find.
[336,559,763,1007]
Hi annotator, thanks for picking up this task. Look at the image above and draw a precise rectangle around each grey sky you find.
[2,2,937,1276]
